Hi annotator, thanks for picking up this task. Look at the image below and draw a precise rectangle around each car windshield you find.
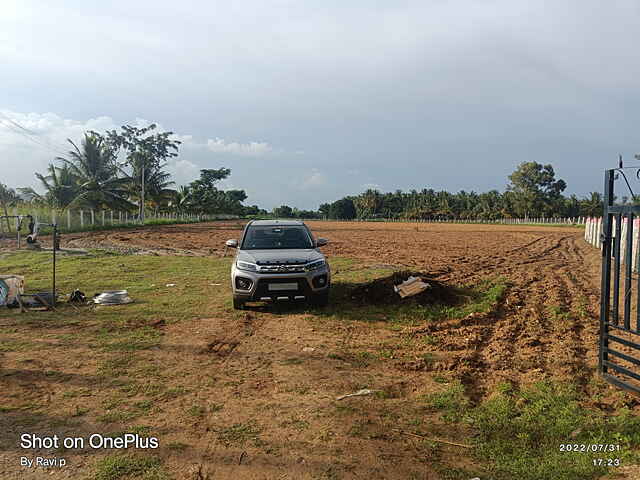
[241,225,314,250]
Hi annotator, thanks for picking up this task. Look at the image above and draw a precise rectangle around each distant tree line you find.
[2,135,609,223]
[309,162,605,220]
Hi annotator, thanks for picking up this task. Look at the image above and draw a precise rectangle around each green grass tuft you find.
[93,454,169,480]
[423,380,469,422]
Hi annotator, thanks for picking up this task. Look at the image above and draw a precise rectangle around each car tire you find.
[233,297,245,310]
[311,290,329,307]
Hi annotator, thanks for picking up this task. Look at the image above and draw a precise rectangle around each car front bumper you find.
[231,265,331,301]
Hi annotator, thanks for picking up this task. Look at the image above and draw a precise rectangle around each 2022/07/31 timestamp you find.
[593,458,621,467]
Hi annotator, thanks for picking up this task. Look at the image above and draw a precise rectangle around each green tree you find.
[507,162,566,217]
[102,124,180,222]
[19,164,79,209]
[273,205,294,218]
[0,183,19,230]
[187,168,235,213]
[328,198,356,219]
[579,192,603,217]
[169,185,192,213]
[354,189,383,218]
[58,134,133,210]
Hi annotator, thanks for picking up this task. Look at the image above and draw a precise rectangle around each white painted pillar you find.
[597,217,603,249]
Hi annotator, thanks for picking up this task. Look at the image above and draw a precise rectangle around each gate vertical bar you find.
[624,212,634,330]
[600,169,614,374]
[613,213,622,325]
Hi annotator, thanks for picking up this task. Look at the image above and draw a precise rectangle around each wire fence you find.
[0,206,588,237]
[0,207,238,234]
[308,216,588,225]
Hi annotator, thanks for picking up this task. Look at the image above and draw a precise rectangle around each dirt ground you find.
[57,220,603,397]
[0,221,624,479]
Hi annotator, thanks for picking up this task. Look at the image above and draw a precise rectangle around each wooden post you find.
[80,210,84,228]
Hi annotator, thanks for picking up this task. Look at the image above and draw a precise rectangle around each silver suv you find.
[226,220,331,309]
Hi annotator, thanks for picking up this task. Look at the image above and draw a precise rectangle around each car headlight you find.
[306,259,326,271]
[236,260,258,272]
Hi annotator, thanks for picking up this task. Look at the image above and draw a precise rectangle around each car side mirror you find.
[225,239,238,248]
[316,238,328,247]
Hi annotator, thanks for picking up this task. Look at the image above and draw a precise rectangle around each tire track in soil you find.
[431,233,601,399]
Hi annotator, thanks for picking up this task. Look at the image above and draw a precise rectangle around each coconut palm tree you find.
[58,133,134,210]
[19,164,79,209]
[0,183,19,230]
[169,185,192,213]
[125,158,175,214]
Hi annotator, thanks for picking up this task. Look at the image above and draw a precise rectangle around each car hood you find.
[237,249,324,265]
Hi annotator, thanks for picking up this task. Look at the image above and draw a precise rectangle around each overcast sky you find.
[2,0,640,209]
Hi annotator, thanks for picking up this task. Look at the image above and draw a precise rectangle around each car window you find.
[241,226,314,250]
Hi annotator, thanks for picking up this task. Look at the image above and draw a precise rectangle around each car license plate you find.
[268,283,298,291]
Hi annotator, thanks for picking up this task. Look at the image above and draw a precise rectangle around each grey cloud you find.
[2,0,640,209]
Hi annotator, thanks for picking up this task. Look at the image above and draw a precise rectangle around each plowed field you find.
[63,221,602,396]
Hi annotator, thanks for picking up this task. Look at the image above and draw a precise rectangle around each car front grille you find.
[257,264,306,274]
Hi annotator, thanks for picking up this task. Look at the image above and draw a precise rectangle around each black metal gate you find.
[599,168,640,393]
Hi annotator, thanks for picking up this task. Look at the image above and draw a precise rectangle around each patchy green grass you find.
[97,354,138,377]
[0,250,234,324]
[93,454,169,480]
[167,441,189,451]
[97,409,139,424]
[97,327,163,352]
[318,259,507,325]
[185,404,207,417]
[216,421,262,447]
[0,339,39,352]
[467,382,640,480]
[423,380,469,422]
[1,251,505,332]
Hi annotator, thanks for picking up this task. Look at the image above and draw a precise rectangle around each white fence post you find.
[597,217,603,249]
[585,217,591,243]
[80,210,84,228]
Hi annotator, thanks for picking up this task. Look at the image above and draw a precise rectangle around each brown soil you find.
[54,221,604,395]
[2,221,629,480]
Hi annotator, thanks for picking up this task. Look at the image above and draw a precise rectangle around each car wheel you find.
[311,290,329,307]
[233,297,245,310]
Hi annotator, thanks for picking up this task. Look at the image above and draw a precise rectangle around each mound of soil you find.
[349,270,461,306]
